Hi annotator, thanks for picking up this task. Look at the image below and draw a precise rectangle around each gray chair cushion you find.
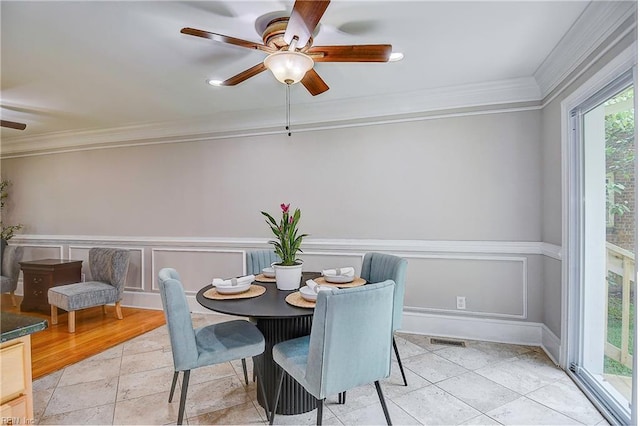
[195,320,265,367]
[361,252,408,331]
[0,239,6,276]
[246,250,281,275]
[48,281,118,311]
[157,268,265,372]
[1,245,24,294]
[273,280,395,400]
[0,276,12,293]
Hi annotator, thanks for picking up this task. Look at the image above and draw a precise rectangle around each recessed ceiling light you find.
[207,79,223,86]
[389,52,404,62]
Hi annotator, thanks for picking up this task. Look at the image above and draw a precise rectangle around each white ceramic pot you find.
[273,263,303,291]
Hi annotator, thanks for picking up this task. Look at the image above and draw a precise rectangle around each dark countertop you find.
[1,312,48,343]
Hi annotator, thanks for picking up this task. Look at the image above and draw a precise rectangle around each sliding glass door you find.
[567,71,636,424]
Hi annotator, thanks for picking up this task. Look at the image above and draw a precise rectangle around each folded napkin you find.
[305,279,319,293]
[321,267,355,277]
[213,274,255,287]
[305,279,332,294]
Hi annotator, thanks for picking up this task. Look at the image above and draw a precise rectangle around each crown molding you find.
[1,77,541,157]
[534,1,637,98]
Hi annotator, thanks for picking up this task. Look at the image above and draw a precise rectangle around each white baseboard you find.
[401,308,561,353]
[541,323,561,365]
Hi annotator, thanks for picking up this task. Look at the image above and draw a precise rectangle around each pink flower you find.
[289,216,293,224]
[281,203,290,213]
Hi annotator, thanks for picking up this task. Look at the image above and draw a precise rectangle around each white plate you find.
[215,282,251,294]
[323,274,355,284]
[299,285,332,302]
[262,267,275,278]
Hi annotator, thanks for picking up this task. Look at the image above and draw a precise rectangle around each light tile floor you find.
[33,313,609,425]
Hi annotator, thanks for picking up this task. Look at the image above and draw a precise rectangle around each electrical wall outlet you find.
[456,296,466,310]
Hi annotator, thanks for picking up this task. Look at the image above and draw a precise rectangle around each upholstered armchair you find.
[158,268,268,425]
[48,248,130,333]
[361,252,409,386]
[270,280,396,425]
[246,249,281,275]
[1,245,24,306]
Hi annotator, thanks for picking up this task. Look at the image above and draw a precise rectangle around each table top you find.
[1,312,48,343]
[20,258,82,267]
[196,272,321,319]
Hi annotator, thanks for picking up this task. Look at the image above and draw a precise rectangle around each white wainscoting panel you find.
[402,254,527,319]
[151,248,245,293]
[68,245,145,291]
[18,244,64,262]
[297,251,365,275]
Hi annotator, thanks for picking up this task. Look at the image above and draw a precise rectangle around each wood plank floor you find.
[1,294,165,379]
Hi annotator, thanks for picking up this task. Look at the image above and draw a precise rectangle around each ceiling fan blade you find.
[300,69,329,96]
[308,45,392,62]
[221,63,267,86]
[1,120,26,130]
[181,27,275,54]
[284,0,330,47]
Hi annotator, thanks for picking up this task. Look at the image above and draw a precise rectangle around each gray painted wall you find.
[2,109,545,324]
[2,111,541,240]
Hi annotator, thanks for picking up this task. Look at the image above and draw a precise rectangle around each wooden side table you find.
[19,259,83,314]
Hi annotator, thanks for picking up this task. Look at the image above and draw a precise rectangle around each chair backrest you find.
[361,252,407,331]
[2,245,24,287]
[246,249,281,275]
[305,280,395,399]
[89,248,130,299]
[158,268,198,371]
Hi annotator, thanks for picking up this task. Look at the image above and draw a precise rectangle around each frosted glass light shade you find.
[263,51,314,85]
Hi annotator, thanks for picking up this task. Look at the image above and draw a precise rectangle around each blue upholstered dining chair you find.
[270,280,396,426]
[246,249,281,275]
[1,245,24,306]
[361,252,409,386]
[157,268,268,425]
[48,248,130,333]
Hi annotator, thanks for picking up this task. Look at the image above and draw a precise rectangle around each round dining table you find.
[196,272,320,415]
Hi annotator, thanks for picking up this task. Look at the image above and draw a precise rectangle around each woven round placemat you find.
[313,277,366,288]
[285,292,316,309]
[254,274,276,283]
[203,284,266,300]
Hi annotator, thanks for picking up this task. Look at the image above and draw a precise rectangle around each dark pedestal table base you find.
[255,316,315,415]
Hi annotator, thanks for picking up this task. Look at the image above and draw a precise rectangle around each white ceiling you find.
[0,1,631,148]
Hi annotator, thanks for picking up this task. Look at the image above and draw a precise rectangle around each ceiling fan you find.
[181,0,392,96]
[0,120,26,130]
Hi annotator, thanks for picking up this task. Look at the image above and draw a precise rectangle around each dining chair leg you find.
[392,336,408,386]
[168,371,179,402]
[339,391,346,404]
[253,356,269,420]
[51,305,58,325]
[177,370,190,425]
[241,358,249,385]
[316,398,324,425]
[269,369,285,425]
[68,311,76,333]
[374,381,392,426]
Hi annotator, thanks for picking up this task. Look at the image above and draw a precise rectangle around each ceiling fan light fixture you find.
[207,79,223,86]
[263,51,314,85]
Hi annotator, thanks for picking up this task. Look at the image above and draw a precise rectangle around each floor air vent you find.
[430,338,466,347]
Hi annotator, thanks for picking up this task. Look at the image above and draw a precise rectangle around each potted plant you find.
[261,203,308,290]
[1,180,23,241]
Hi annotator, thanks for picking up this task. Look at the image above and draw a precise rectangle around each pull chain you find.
[285,83,291,136]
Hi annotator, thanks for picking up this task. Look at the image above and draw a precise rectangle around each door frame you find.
[560,42,637,424]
